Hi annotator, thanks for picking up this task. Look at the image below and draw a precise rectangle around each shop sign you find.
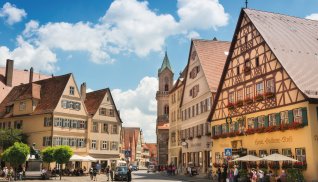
[224,148,232,156]
[255,136,292,145]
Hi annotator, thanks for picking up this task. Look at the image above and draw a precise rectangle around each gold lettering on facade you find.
[254,136,293,145]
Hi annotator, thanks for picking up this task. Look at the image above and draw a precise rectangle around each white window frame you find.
[19,102,26,111]
[91,140,97,150]
[70,86,75,95]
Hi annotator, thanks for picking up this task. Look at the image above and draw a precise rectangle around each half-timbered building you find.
[208,8,318,180]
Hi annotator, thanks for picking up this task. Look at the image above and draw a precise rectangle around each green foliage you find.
[53,145,73,165]
[41,146,55,164]
[286,168,305,182]
[1,142,30,167]
[0,129,28,149]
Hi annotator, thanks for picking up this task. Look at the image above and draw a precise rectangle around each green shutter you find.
[220,125,223,134]
[288,110,294,124]
[234,122,239,131]
[212,126,215,136]
[254,118,258,129]
[275,113,281,126]
[301,107,308,126]
[264,115,269,127]
[226,124,229,133]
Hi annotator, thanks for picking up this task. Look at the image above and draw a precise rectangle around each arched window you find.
[164,84,169,91]
[164,105,169,115]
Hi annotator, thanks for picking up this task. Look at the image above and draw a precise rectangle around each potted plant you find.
[227,102,235,110]
[254,94,264,101]
[244,97,253,104]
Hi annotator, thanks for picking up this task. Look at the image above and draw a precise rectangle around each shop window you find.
[293,108,302,123]
[280,111,289,124]
[295,148,306,162]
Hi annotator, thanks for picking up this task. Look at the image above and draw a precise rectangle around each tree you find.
[0,129,28,149]
[41,146,55,169]
[53,146,73,180]
[2,142,30,179]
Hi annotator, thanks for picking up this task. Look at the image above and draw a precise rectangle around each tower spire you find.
[158,51,173,74]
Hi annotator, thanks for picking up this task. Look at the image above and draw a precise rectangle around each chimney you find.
[5,59,14,87]
[29,67,34,83]
[81,82,86,100]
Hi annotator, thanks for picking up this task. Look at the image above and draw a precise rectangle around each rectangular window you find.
[246,85,253,99]
[77,138,85,148]
[102,141,109,150]
[91,140,97,149]
[255,57,260,67]
[79,121,86,129]
[63,119,70,128]
[229,92,234,104]
[270,149,279,154]
[293,108,302,123]
[44,117,52,127]
[112,125,118,134]
[108,109,115,117]
[70,86,75,95]
[43,136,52,146]
[282,148,292,157]
[295,148,306,162]
[222,124,227,133]
[229,123,235,132]
[102,123,108,133]
[192,106,195,117]
[259,150,267,158]
[62,138,69,146]
[55,137,62,146]
[92,122,99,132]
[249,150,257,156]
[269,114,276,126]
[258,116,265,128]
[69,138,77,147]
[19,102,26,111]
[71,120,78,128]
[256,82,264,95]
[215,152,221,164]
[111,142,118,150]
[247,118,254,129]
[99,108,106,116]
[266,79,275,93]
[237,89,243,101]
[280,111,289,124]
[61,100,67,108]
[236,66,240,75]
[14,120,23,129]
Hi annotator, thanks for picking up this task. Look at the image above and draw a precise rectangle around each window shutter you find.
[226,124,229,133]
[275,113,281,126]
[43,137,46,146]
[220,125,223,134]
[254,118,258,129]
[288,110,294,124]
[234,122,238,131]
[301,107,308,126]
[264,115,269,127]
[212,126,215,137]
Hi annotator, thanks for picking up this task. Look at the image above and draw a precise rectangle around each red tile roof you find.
[122,127,141,150]
[193,39,231,92]
[0,74,71,118]
[0,67,49,103]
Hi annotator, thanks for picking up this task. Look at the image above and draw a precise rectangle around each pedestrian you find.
[89,166,94,180]
[217,167,222,182]
[172,165,176,176]
[110,167,114,181]
[187,166,192,177]
[258,170,264,182]
[105,165,110,181]
[222,166,227,182]
[233,165,239,182]
[93,166,97,181]
[127,169,132,182]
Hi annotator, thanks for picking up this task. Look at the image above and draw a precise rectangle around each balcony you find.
[156,91,169,97]
[157,115,169,122]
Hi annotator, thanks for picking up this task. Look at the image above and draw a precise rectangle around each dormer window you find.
[19,102,26,111]
[5,106,12,113]
[70,86,75,95]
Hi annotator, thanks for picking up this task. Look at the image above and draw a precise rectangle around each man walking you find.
[233,165,239,182]
[105,166,110,181]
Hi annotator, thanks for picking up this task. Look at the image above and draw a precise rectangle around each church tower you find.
[156,51,173,165]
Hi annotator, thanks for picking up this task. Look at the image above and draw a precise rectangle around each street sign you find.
[124,150,131,157]
[225,148,232,156]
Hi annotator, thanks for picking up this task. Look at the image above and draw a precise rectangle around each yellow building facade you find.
[208,9,318,181]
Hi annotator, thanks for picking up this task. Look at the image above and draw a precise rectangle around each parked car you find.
[147,165,156,173]
[129,164,139,171]
[114,166,128,181]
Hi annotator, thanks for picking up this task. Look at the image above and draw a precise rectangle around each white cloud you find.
[0,2,26,25]
[177,0,229,30]
[306,13,318,20]
[112,76,158,143]
[1,0,229,72]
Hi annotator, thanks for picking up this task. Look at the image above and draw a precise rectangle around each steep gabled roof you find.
[158,51,173,74]
[192,39,231,92]
[0,74,71,118]
[243,9,318,99]
[122,127,141,150]
[84,88,123,123]
[208,8,318,122]
[169,66,187,94]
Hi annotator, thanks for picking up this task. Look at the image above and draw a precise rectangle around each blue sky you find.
[0,0,317,142]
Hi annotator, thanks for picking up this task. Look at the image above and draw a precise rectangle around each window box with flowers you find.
[244,97,253,104]
[245,128,257,135]
[228,132,237,138]
[236,100,244,107]
[264,91,275,99]
[254,94,264,101]
[288,122,304,130]
[264,125,279,133]
[269,162,280,170]
[293,161,307,170]
[227,102,235,110]
[282,161,293,169]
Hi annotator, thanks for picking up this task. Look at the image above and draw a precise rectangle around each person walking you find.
[92,166,97,181]
[233,165,239,182]
[127,169,132,182]
[217,167,222,182]
[105,166,110,181]
[109,167,114,181]
[89,166,94,180]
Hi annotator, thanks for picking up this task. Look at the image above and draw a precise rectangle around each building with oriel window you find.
[208,8,318,181]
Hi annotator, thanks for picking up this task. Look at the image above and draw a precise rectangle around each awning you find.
[232,155,262,161]
[69,154,86,161]
[83,155,98,162]
[262,153,298,162]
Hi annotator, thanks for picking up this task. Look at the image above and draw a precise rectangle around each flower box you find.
[265,92,275,98]
[282,161,293,169]
[289,122,304,129]
[236,100,244,107]
[227,102,235,110]
[254,94,264,101]
[264,125,278,133]
[244,97,253,104]
[245,128,256,135]
[293,161,307,170]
